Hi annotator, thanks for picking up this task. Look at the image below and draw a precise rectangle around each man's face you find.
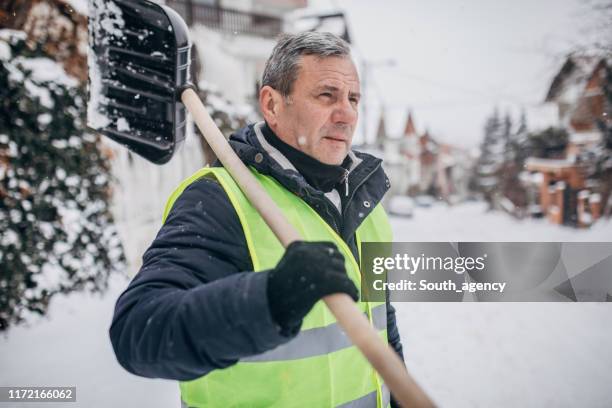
[271,55,360,165]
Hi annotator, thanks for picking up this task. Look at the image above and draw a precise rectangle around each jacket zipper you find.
[319,169,350,234]
[302,162,381,238]
[342,161,381,216]
[341,169,349,197]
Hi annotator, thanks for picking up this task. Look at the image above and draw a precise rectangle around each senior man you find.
[110,31,404,408]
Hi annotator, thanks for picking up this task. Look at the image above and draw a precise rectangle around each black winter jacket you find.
[109,122,404,388]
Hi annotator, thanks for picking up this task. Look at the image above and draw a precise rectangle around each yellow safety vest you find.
[162,167,393,407]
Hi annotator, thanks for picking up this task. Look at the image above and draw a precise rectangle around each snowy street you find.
[1,202,611,408]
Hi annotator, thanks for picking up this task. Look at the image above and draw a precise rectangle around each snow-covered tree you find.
[0,30,124,331]
[496,112,530,209]
[514,110,529,158]
[472,109,538,211]
[473,109,506,208]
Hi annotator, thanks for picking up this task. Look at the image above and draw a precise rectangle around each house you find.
[399,113,422,195]
[436,143,472,203]
[418,129,438,195]
[163,0,307,106]
[372,108,471,203]
[164,0,355,108]
[371,110,407,200]
[545,55,609,160]
[525,54,610,227]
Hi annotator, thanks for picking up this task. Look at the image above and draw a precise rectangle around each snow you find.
[94,0,125,38]
[4,56,78,110]
[17,58,79,87]
[24,79,54,109]
[86,0,126,130]
[0,41,10,60]
[0,274,180,408]
[391,201,612,241]
[86,47,110,130]
[35,263,67,291]
[569,131,602,144]
[580,212,593,224]
[520,171,544,185]
[0,29,26,43]
[525,157,576,169]
[578,190,590,199]
[37,113,53,126]
[116,117,131,132]
[1,201,611,407]
[39,222,56,239]
[51,139,69,149]
[0,229,19,246]
[396,302,612,407]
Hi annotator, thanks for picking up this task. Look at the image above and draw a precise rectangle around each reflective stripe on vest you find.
[164,167,393,408]
[182,384,391,408]
[337,384,390,408]
[241,303,387,363]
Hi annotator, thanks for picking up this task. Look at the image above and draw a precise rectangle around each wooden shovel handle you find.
[181,88,435,408]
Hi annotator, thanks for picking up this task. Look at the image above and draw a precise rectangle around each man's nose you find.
[331,97,358,125]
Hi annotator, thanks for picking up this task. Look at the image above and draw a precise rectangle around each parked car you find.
[414,195,436,208]
[388,196,415,217]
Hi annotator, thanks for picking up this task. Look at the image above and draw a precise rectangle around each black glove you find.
[266,241,359,335]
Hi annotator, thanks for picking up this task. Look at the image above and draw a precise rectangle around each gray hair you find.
[262,31,351,97]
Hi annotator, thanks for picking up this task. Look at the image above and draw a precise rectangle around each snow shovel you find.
[88,1,435,406]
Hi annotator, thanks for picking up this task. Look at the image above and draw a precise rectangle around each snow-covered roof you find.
[545,55,605,104]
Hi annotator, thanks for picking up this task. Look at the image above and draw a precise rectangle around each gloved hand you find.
[266,241,359,335]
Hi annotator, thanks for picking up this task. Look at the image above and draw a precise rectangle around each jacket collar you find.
[227,122,389,238]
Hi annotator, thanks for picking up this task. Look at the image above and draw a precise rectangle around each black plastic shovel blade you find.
[88,0,191,164]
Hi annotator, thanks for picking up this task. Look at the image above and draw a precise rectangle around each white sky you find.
[307,0,596,148]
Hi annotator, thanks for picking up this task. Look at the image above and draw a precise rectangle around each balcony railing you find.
[165,0,283,38]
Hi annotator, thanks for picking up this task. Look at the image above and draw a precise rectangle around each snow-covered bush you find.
[0,30,125,331]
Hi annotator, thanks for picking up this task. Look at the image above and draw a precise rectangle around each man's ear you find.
[259,85,283,127]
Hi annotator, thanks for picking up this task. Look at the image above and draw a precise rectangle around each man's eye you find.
[350,97,359,105]
[320,93,332,98]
